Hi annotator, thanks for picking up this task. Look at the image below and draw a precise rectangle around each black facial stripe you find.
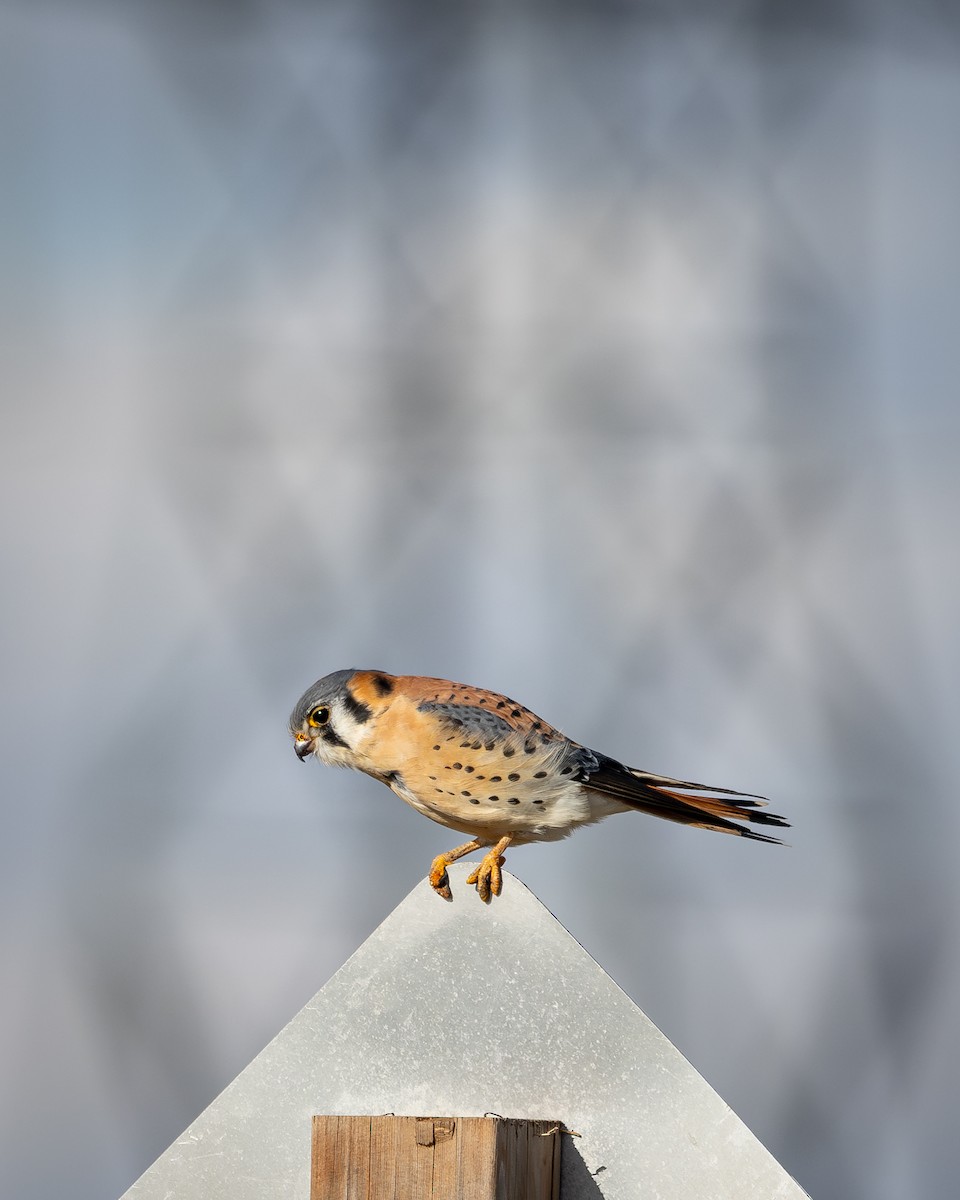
[343,690,373,723]
[320,726,350,749]
[372,673,394,696]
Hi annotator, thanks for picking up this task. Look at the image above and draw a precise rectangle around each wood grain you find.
[311,1116,562,1199]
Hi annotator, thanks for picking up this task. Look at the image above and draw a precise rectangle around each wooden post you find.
[311,1115,562,1200]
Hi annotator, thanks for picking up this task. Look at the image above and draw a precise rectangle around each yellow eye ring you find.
[308,705,330,727]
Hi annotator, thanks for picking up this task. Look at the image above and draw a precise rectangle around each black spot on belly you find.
[488,795,499,802]
[508,773,520,782]
[489,775,502,783]
[469,797,480,805]
[533,771,547,779]
[507,798,520,805]
[503,747,515,758]
[533,798,544,805]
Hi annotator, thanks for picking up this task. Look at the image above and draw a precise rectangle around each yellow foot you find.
[465,839,511,902]
[429,856,454,901]
[428,838,484,901]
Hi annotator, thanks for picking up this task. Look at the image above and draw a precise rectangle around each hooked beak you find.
[294,733,315,761]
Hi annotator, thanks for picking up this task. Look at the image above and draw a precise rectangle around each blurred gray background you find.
[2,2,958,1198]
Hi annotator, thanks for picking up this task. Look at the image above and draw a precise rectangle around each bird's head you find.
[289,668,394,770]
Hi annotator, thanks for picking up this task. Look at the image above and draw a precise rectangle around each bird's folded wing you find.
[579,754,790,843]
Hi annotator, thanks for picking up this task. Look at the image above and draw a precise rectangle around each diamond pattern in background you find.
[1,4,958,1200]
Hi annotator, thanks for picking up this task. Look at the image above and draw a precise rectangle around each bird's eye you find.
[308,705,330,727]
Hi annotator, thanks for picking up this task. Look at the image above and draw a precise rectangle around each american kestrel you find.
[289,670,788,901]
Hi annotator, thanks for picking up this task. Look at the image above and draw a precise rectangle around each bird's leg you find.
[465,835,513,902]
[429,838,485,900]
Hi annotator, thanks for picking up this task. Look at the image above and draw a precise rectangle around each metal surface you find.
[120,868,808,1199]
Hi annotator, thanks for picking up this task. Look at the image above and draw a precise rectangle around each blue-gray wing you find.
[416,699,517,745]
